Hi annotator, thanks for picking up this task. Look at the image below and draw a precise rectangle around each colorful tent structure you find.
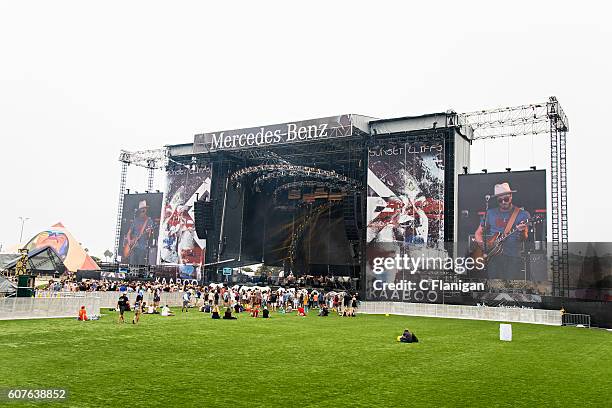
[21,222,100,272]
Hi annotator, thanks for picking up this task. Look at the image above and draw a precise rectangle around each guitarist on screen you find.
[123,200,155,265]
[474,183,529,280]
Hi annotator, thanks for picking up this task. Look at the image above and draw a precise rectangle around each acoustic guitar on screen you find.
[471,215,544,264]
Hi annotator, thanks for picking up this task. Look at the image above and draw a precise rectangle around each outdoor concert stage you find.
[113,98,612,323]
[164,113,469,281]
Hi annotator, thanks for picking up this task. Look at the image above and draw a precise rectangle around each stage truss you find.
[458,96,569,297]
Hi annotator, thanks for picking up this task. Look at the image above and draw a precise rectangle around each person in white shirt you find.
[161,305,174,316]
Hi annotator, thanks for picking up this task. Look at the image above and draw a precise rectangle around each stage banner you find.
[159,165,212,273]
[194,115,353,153]
[365,139,446,301]
[457,170,549,300]
[118,193,163,265]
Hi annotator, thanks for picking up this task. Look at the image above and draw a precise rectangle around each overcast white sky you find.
[1,1,611,257]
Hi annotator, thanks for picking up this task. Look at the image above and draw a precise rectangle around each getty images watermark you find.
[371,254,486,293]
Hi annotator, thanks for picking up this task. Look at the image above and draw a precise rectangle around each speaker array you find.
[194,201,214,239]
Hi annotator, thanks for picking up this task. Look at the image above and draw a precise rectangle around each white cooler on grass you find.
[500,323,512,341]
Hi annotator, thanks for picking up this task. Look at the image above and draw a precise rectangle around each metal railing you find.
[562,313,591,328]
[35,290,185,308]
[358,301,562,326]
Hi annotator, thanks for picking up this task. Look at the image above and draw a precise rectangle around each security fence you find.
[35,290,185,308]
[358,301,562,326]
[0,296,100,320]
[562,313,591,328]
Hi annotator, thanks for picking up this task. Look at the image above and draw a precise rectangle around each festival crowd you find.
[43,278,360,319]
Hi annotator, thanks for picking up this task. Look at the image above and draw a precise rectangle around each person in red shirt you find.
[78,306,88,321]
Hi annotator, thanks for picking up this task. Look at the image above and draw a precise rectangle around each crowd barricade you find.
[358,301,562,326]
[35,290,185,308]
[562,313,591,327]
[0,296,100,320]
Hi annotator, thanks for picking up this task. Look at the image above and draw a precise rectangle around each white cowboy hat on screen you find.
[493,183,516,197]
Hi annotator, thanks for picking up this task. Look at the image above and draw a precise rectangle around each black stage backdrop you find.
[241,191,355,273]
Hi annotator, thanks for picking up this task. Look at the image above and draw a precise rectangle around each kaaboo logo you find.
[193,115,352,152]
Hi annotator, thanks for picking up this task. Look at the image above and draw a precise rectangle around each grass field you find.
[0,308,611,407]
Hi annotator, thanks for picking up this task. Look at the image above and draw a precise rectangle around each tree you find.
[103,249,113,262]
[90,255,102,264]
[257,264,272,276]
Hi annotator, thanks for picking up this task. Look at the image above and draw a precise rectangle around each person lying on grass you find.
[397,329,418,343]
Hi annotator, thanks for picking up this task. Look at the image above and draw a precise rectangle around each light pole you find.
[18,217,30,244]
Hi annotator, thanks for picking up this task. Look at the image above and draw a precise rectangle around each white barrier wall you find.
[36,291,185,308]
[0,297,101,320]
[358,301,562,326]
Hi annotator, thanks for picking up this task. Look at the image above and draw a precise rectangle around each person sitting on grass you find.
[147,304,156,314]
[78,306,88,321]
[397,329,418,343]
[251,307,259,318]
[211,305,221,319]
[223,307,237,320]
[262,306,270,318]
[161,305,174,317]
[318,305,329,317]
[297,306,306,317]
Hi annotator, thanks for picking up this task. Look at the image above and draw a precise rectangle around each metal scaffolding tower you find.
[459,96,569,297]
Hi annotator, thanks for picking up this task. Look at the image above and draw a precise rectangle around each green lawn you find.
[0,309,611,407]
